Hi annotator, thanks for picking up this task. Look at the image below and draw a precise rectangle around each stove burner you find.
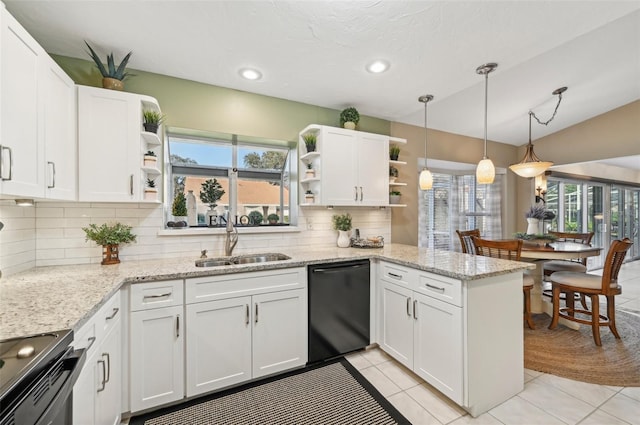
[16,345,35,359]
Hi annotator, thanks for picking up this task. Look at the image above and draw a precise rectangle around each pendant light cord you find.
[530,87,567,126]
[418,94,434,168]
[483,71,489,159]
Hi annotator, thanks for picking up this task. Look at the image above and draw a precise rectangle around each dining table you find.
[520,241,602,329]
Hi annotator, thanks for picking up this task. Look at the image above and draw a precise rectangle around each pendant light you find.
[418,94,434,190]
[475,63,498,184]
[509,87,566,178]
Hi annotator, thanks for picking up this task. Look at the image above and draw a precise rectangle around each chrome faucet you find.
[224,212,238,256]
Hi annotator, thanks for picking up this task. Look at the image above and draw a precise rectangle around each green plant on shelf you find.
[143,110,166,125]
[302,133,317,152]
[85,41,132,81]
[146,178,156,188]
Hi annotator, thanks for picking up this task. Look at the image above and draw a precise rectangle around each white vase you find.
[186,190,197,226]
[526,218,540,235]
[206,208,218,226]
[337,230,351,248]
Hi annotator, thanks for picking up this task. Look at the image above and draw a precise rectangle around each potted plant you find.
[389,165,399,183]
[305,162,315,179]
[142,110,165,134]
[332,213,353,248]
[302,133,317,153]
[304,190,315,204]
[389,190,402,204]
[525,203,546,234]
[172,191,188,226]
[85,41,132,91]
[389,145,401,161]
[248,211,263,226]
[340,107,360,130]
[267,213,279,225]
[82,222,136,265]
[144,178,157,201]
[200,178,225,225]
[143,150,157,167]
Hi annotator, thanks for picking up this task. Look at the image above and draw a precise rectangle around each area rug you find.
[130,358,410,425]
[524,311,640,387]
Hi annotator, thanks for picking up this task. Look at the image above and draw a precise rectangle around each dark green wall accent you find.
[52,55,391,142]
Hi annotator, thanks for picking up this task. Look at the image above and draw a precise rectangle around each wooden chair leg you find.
[580,294,588,310]
[607,295,620,339]
[566,290,575,316]
[549,286,560,330]
[591,294,602,346]
[524,287,535,329]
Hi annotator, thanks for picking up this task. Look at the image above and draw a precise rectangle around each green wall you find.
[52,55,390,142]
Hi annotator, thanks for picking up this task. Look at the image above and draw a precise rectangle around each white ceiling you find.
[4,1,640,151]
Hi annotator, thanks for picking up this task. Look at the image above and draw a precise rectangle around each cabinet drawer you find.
[379,261,416,288]
[415,272,462,307]
[95,290,122,336]
[130,280,184,311]
[185,268,306,304]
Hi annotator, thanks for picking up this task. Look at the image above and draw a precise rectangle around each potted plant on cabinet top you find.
[340,107,360,130]
[143,150,157,167]
[144,178,157,201]
[142,110,165,134]
[84,41,132,91]
[302,132,317,153]
[82,222,136,265]
[332,213,353,248]
[389,190,402,204]
[267,213,279,225]
[171,191,188,227]
[200,178,225,226]
[389,145,401,161]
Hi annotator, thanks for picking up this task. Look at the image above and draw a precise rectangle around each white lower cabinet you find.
[129,280,184,413]
[185,268,307,398]
[73,292,122,425]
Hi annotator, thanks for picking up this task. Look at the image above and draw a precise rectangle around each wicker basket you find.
[350,236,384,249]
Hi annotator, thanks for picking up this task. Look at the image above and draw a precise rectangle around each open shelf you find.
[142,132,161,146]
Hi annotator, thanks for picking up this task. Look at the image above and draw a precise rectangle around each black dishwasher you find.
[308,259,370,364]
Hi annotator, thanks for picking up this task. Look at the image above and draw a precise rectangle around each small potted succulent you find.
[82,222,136,265]
[389,145,401,161]
[340,107,360,130]
[267,213,279,225]
[142,110,166,134]
[144,178,157,201]
[305,162,315,179]
[302,132,317,153]
[332,213,353,248]
[389,190,402,204]
[143,150,157,167]
[304,190,315,204]
[85,41,132,91]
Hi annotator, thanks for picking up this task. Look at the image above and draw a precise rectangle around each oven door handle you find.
[34,347,87,425]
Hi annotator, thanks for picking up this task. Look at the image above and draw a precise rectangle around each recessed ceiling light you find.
[366,60,390,74]
[239,68,263,81]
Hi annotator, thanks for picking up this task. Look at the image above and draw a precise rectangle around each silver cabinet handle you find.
[130,174,134,195]
[425,283,445,293]
[388,272,403,280]
[176,314,180,338]
[105,307,119,320]
[255,303,259,324]
[47,161,56,188]
[143,292,172,300]
[413,300,418,320]
[87,336,96,350]
[0,145,13,181]
[406,297,411,316]
[354,186,358,201]
[359,186,363,201]
[97,359,106,392]
[245,304,250,325]
[103,353,111,383]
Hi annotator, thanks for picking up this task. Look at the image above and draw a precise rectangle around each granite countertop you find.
[0,244,534,339]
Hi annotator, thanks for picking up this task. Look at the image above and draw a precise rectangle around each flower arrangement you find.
[332,213,352,231]
[524,203,546,220]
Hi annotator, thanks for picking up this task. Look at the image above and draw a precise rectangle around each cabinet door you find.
[320,127,359,205]
[78,86,140,202]
[130,306,184,412]
[358,133,389,205]
[379,281,414,369]
[73,349,98,425]
[252,289,307,378]
[96,321,122,425]
[413,292,463,404]
[42,57,76,200]
[0,10,45,197]
[185,296,252,397]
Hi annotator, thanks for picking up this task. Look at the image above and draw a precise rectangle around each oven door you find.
[1,347,86,425]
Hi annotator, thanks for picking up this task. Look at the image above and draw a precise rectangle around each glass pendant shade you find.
[509,112,554,178]
[419,168,433,190]
[476,158,495,184]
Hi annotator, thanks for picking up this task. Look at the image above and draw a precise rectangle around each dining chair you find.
[471,236,535,329]
[548,238,633,346]
[456,229,480,254]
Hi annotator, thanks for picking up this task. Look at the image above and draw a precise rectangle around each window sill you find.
[157,226,302,236]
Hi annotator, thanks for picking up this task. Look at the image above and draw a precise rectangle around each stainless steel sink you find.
[195,253,290,267]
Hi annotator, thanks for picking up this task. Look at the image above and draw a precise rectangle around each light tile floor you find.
[346,259,640,425]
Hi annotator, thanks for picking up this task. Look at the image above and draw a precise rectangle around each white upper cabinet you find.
[77,85,163,202]
[299,125,394,206]
[0,6,77,200]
